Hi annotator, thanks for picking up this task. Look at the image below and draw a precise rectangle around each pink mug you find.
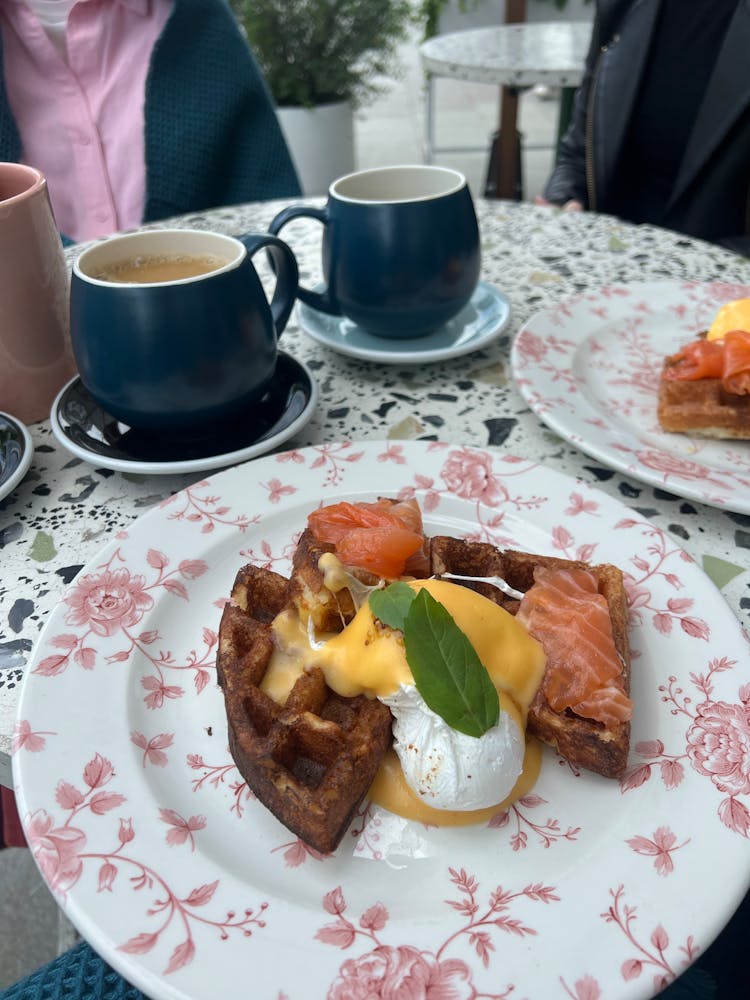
[0,163,75,423]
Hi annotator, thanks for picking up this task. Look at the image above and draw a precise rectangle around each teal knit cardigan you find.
[0,0,301,228]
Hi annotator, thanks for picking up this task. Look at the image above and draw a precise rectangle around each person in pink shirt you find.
[0,0,300,853]
[0,0,300,243]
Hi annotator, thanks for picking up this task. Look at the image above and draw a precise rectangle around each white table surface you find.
[419,20,592,88]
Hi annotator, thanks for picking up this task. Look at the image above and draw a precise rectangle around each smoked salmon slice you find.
[307,499,426,579]
[664,339,725,380]
[722,330,750,395]
[336,526,423,579]
[307,501,404,543]
[516,566,633,728]
[664,330,750,394]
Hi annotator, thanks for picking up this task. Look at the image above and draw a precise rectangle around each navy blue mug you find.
[70,228,298,430]
[268,165,481,339]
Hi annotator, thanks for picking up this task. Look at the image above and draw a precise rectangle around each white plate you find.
[511,279,750,513]
[13,440,750,1000]
[297,281,511,363]
[0,411,33,501]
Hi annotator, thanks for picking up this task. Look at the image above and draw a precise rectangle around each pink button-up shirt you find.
[1,0,173,242]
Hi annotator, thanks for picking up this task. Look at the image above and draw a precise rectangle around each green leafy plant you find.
[419,0,479,39]
[230,0,415,108]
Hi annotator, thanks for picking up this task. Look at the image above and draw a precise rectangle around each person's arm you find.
[541,9,606,209]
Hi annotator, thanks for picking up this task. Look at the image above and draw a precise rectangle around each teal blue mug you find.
[269,165,481,339]
[70,228,298,430]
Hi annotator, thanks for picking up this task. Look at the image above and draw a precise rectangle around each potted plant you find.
[230,0,414,194]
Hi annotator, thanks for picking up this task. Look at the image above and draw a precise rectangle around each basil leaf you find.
[403,589,500,739]
[369,581,416,631]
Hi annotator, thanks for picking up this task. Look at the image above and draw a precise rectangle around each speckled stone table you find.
[1,198,750,786]
[420,21,592,88]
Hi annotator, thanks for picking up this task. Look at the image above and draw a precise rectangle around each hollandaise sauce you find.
[369,742,543,826]
[706,297,750,341]
[262,572,547,825]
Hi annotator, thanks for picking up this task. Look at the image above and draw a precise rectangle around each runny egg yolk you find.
[262,577,547,826]
[706,298,750,341]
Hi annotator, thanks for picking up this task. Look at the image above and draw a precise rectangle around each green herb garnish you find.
[369,581,416,631]
[370,584,500,738]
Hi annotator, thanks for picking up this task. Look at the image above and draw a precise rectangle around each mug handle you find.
[237,233,299,338]
[268,205,338,315]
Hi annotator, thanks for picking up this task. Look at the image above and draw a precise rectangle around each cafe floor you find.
[0,46,558,993]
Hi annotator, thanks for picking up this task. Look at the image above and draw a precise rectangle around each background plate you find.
[511,279,750,513]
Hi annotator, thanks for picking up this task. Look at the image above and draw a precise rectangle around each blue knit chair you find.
[5,895,750,1000]
[0,942,144,1000]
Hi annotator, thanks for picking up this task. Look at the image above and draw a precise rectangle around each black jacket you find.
[544,0,750,254]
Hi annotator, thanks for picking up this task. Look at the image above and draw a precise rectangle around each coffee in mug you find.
[269,164,481,339]
[90,253,230,284]
[70,228,298,431]
[0,162,75,423]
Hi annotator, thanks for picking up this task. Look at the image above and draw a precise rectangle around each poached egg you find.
[262,576,546,824]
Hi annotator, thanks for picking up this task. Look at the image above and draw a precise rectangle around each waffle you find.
[287,528,379,633]
[217,562,392,854]
[657,369,750,439]
[430,536,632,778]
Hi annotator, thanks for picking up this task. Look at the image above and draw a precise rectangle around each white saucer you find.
[297,281,511,363]
[0,411,33,501]
[49,352,318,476]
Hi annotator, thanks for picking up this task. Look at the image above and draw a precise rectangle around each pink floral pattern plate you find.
[511,279,750,513]
[13,440,750,1000]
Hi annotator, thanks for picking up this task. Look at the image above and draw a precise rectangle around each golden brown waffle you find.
[217,563,392,854]
[657,369,750,439]
[287,528,378,632]
[430,536,632,778]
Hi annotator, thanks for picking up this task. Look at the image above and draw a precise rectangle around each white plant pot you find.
[276,100,355,197]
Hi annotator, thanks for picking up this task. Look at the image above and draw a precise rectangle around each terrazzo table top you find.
[1,197,749,784]
[419,20,592,88]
